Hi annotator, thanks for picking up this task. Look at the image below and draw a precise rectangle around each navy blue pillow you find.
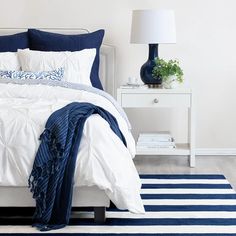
[0,32,29,52]
[28,29,105,90]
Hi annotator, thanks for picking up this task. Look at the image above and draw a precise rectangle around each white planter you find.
[162,75,180,89]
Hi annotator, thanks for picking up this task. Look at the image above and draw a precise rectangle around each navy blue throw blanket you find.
[28,102,126,231]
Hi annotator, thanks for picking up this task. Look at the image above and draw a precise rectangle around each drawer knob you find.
[154,98,159,103]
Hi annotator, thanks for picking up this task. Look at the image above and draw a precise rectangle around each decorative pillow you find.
[0,52,20,70]
[0,32,29,52]
[28,29,104,90]
[17,48,96,86]
[0,68,64,81]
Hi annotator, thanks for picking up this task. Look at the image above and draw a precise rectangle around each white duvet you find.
[0,81,144,214]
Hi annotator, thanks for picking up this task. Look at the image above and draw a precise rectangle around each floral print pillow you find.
[0,67,64,81]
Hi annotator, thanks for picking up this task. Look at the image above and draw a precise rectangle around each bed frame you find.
[0,28,116,223]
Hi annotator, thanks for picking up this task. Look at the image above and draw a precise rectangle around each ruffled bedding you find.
[0,80,144,213]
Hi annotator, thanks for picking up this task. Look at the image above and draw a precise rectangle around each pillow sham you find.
[0,32,29,52]
[17,48,96,86]
[0,68,64,81]
[0,52,20,70]
[28,29,104,90]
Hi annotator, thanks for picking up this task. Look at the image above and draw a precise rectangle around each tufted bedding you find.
[0,80,144,214]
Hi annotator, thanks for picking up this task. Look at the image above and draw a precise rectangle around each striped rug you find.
[1,174,236,235]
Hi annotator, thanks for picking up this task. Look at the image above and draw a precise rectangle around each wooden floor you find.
[134,155,236,190]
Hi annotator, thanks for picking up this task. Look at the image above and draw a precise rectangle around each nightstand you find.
[117,87,195,167]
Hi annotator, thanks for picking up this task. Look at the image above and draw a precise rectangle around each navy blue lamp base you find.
[140,44,162,86]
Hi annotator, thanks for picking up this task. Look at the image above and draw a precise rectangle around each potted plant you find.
[152,58,184,89]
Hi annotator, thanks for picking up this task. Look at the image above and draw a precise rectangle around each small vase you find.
[162,75,180,89]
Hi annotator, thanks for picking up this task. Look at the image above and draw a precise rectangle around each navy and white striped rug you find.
[1,174,236,235]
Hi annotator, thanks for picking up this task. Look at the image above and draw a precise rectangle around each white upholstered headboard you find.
[0,28,115,96]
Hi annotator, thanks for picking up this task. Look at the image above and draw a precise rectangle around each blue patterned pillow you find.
[0,67,64,81]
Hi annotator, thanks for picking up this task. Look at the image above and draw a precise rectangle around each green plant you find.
[152,58,184,83]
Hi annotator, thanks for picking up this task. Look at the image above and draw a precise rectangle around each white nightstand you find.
[117,87,195,167]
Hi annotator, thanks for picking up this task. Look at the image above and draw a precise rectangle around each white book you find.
[138,136,174,142]
[139,131,172,138]
[137,145,176,149]
[137,141,175,146]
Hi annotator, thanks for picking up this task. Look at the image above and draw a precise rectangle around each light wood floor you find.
[134,155,236,190]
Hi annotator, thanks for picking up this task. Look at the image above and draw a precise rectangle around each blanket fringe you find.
[28,128,64,221]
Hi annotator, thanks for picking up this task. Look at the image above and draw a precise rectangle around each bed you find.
[0,28,144,224]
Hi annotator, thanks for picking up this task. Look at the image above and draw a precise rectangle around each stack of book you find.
[136,131,176,151]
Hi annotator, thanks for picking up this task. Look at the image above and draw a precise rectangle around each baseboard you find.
[196,148,236,156]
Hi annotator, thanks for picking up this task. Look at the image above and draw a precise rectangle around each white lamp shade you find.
[130,9,176,44]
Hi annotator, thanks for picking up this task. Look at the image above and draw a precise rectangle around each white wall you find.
[0,0,236,149]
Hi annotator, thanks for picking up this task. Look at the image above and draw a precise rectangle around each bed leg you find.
[94,207,106,223]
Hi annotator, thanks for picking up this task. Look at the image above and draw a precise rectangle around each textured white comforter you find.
[0,82,144,213]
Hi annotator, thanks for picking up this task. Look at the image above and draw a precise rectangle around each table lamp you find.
[130,9,176,86]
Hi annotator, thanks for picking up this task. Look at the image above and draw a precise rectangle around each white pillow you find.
[0,52,20,70]
[17,48,96,86]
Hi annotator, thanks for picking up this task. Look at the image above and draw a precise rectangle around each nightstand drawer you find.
[121,93,191,108]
